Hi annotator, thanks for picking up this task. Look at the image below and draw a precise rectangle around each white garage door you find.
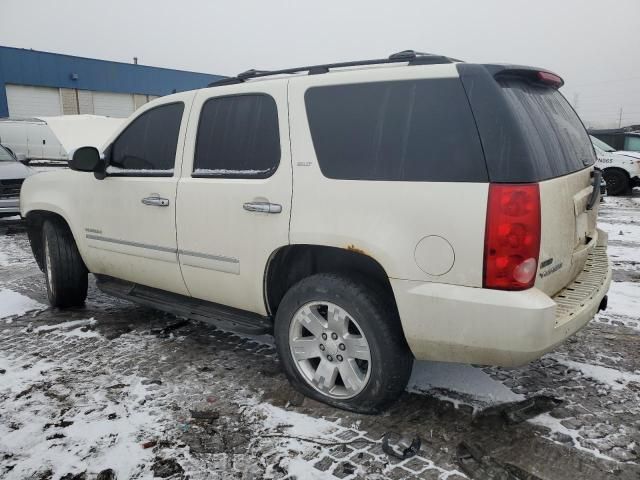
[6,85,63,118]
[93,92,135,118]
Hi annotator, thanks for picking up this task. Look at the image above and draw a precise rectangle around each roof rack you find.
[207,50,460,87]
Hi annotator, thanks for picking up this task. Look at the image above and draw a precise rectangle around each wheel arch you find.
[24,209,83,272]
[603,166,630,178]
[263,244,398,317]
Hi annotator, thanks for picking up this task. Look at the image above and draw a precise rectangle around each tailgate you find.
[457,65,600,296]
[537,167,599,296]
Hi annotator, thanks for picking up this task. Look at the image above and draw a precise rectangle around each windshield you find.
[590,135,616,152]
[0,146,16,162]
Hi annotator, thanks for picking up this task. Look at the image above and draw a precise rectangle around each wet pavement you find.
[0,193,639,479]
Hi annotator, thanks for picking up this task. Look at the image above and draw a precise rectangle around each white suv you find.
[591,135,640,195]
[20,51,612,413]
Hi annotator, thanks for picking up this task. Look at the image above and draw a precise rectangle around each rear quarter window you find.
[304,78,487,182]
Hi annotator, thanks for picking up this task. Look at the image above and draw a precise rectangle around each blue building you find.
[0,46,224,118]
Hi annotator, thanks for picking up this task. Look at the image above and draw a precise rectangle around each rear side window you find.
[193,94,280,178]
[624,136,640,151]
[304,79,487,182]
[110,102,184,175]
[498,80,594,180]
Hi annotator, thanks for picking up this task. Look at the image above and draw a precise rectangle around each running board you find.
[95,275,273,335]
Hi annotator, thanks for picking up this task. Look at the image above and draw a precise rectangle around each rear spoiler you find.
[482,64,564,89]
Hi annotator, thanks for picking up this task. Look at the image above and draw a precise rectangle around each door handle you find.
[243,202,282,214]
[142,195,170,207]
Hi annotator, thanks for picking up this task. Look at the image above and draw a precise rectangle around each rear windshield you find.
[305,78,487,182]
[498,79,595,180]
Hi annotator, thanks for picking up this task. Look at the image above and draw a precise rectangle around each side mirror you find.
[15,153,29,165]
[69,147,106,179]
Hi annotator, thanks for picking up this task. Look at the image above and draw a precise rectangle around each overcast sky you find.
[1,0,639,127]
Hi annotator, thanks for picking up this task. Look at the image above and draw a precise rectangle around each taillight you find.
[483,183,541,290]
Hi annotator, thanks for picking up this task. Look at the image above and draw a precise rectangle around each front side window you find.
[193,94,280,178]
[109,102,184,175]
[304,78,487,182]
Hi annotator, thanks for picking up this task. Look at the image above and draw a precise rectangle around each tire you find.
[274,273,413,413]
[603,168,629,196]
[42,219,88,307]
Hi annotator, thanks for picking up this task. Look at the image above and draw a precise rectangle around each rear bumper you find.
[0,198,20,214]
[392,233,611,367]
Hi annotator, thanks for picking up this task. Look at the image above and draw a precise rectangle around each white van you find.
[0,115,124,162]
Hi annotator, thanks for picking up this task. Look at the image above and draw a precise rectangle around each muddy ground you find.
[0,193,639,480]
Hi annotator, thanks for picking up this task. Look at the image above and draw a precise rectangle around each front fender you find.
[21,170,94,270]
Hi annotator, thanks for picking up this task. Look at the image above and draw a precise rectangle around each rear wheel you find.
[274,273,413,413]
[603,168,630,196]
[42,219,88,307]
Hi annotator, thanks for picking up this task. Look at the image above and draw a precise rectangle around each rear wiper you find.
[587,170,602,210]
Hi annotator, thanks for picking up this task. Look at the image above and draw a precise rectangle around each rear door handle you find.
[243,202,282,214]
[142,195,170,207]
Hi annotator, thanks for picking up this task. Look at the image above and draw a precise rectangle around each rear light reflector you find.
[483,183,541,290]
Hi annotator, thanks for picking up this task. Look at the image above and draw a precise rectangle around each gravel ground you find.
[0,192,639,480]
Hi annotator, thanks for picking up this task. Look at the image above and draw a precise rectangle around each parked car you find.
[591,135,640,195]
[20,51,611,413]
[0,143,34,217]
[0,115,124,163]
[589,128,640,153]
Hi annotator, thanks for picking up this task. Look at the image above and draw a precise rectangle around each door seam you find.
[174,93,197,297]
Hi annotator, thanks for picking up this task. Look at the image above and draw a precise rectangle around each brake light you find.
[537,71,564,88]
[483,184,541,290]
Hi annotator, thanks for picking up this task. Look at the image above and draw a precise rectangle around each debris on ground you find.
[152,457,184,478]
[381,433,421,460]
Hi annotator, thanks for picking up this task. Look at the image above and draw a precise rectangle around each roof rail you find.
[207,50,460,87]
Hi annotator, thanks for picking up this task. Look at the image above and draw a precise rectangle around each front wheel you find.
[603,168,629,196]
[42,219,88,307]
[274,273,413,413]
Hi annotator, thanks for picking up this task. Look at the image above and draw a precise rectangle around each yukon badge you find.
[539,258,563,278]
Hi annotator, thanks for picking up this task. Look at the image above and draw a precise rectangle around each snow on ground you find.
[550,357,640,391]
[607,243,640,266]
[597,281,640,331]
[0,193,639,478]
[0,353,162,480]
[32,318,97,333]
[0,288,45,320]
[0,234,32,267]
[600,221,640,241]
[0,356,57,395]
[408,361,524,408]
[529,413,618,462]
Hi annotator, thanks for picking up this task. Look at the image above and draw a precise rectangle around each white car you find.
[0,144,34,217]
[20,51,611,412]
[591,135,640,195]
